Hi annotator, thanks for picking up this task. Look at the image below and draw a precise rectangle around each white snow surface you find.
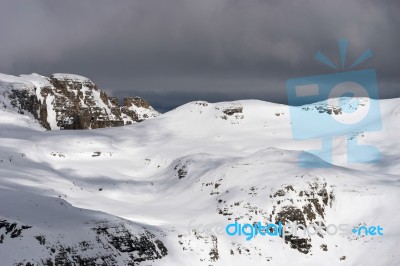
[51,73,93,83]
[0,98,399,265]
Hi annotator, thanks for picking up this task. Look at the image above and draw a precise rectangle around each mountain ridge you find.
[0,72,159,130]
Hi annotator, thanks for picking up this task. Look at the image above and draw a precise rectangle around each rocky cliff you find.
[0,73,159,130]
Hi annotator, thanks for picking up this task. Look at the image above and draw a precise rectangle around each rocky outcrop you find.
[269,179,334,254]
[0,187,169,266]
[0,73,159,130]
[1,218,168,266]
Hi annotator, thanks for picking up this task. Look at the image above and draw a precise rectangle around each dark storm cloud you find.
[0,0,399,111]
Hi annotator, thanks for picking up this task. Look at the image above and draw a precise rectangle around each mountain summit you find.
[0,73,159,130]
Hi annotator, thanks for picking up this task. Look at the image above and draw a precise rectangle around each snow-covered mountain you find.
[0,73,159,130]
[0,98,399,265]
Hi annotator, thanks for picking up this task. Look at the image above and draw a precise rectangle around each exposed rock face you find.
[0,188,169,266]
[0,73,159,130]
[213,170,334,256]
[216,103,244,123]
[1,219,168,265]
[269,179,334,254]
[124,96,150,109]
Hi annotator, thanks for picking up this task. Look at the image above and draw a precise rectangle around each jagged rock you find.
[222,106,243,116]
[0,220,32,243]
[0,73,160,130]
[124,96,150,109]
[302,104,342,115]
[2,217,168,265]
[214,103,245,123]
[268,179,334,254]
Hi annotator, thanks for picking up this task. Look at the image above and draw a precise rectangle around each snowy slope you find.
[0,99,399,265]
[0,189,167,265]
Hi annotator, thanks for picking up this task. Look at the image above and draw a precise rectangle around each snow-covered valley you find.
[0,92,399,265]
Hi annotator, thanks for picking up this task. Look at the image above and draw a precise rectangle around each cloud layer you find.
[0,0,399,111]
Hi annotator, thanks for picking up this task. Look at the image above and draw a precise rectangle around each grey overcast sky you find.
[0,0,399,112]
